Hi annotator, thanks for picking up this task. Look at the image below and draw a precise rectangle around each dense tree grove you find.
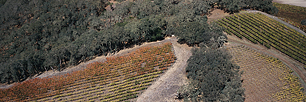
[179,46,244,101]
[0,0,6,7]
[0,0,108,83]
[216,0,278,14]
[0,0,276,84]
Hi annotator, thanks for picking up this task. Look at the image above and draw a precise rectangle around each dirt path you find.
[136,38,192,102]
[227,35,306,89]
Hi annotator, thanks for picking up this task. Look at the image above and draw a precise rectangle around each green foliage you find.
[0,0,6,7]
[215,0,277,14]
[301,19,306,26]
[173,21,225,46]
[116,22,128,27]
[219,0,244,13]
[0,0,107,83]
[217,13,306,65]
[0,0,274,84]
[179,47,244,101]
[243,0,278,14]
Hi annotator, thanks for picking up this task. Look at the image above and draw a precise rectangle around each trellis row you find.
[217,13,306,64]
[0,42,176,102]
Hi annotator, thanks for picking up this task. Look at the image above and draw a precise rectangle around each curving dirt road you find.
[226,35,306,90]
[136,38,192,102]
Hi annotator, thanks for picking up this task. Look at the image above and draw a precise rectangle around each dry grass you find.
[228,45,306,102]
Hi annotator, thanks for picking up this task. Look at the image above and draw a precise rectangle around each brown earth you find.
[227,35,306,90]
[227,44,284,101]
[207,8,230,23]
[0,36,192,101]
[136,38,192,102]
[227,34,306,101]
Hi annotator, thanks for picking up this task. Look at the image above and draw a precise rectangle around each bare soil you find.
[227,44,283,101]
[227,35,306,91]
[0,37,192,102]
[207,8,230,23]
[136,38,192,102]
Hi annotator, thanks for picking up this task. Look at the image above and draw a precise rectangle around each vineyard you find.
[273,2,306,33]
[0,43,176,102]
[228,45,306,101]
[217,13,306,65]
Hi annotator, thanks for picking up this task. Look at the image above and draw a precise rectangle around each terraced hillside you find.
[227,45,306,101]
[0,43,176,102]
[217,13,306,65]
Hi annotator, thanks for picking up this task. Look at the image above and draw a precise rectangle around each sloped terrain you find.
[0,41,176,102]
[228,44,305,101]
[137,38,192,102]
[217,13,306,64]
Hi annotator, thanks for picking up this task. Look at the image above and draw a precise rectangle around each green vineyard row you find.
[217,13,306,65]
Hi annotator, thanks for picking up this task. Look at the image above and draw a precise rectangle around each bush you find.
[179,47,244,101]
[301,19,306,26]
[0,0,6,7]
[0,0,227,84]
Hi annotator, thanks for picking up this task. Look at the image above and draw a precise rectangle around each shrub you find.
[301,19,306,26]
[179,47,244,101]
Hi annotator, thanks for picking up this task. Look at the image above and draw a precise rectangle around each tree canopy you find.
[0,0,276,84]
[179,47,244,102]
[302,19,306,26]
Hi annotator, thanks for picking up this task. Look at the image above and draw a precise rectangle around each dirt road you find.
[136,38,192,102]
[227,35,306,89]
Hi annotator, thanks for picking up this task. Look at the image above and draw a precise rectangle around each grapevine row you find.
[217,13,306,64]
[0,43,176,102]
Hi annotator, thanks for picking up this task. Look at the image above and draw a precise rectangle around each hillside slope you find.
[137,38,192,102]
[0,38,175,89]
[0,38,179,101]
[227,35,306,101]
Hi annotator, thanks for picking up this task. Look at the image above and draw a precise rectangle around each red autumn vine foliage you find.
[0,42,175,101]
